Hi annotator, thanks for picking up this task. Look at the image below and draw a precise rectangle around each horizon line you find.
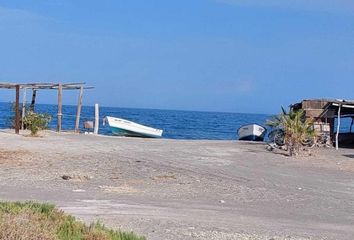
[0,101,274,116]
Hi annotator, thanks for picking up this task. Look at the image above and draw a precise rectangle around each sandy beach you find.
[0,130,354,240]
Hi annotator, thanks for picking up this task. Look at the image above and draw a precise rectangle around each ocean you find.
[0,102,272,140]
[1,102,352,140]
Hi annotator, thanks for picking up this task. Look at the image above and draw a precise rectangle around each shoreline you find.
[0,128,267,143]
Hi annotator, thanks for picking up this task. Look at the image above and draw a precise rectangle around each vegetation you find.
[0,201,146,240]
[8,102,25,129]
[23,111,51,135]
[267,107,316,156]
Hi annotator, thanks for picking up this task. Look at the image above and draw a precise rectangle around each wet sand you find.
[0,130,354,240]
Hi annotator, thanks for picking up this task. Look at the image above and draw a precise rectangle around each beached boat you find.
[237,124,267,141]
[103,116,163,138]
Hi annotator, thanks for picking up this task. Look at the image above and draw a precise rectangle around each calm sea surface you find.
[0,102,272,140]
[2,102,350,140]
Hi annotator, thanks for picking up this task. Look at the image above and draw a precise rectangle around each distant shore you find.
[0,131,354,240]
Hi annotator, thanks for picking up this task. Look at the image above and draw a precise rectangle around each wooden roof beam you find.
[0,82,94,90]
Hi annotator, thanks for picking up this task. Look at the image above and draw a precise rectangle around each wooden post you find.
[21,88,27,130]
[75,86,84,133]
[15,85,20,134]
[30,89,37,111]
[336,104,341,150]
[94,103,99,135]
[57,84,63,132]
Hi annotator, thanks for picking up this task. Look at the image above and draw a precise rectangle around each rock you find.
[72,189,86,192]
[61,174,91,181]
[61,175,72,180]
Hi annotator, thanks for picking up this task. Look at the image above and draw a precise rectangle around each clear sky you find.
[0,0,353,114]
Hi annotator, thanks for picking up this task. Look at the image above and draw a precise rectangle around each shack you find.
[291,99,354,149]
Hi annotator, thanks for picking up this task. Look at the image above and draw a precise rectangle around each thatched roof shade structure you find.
[0,82,94,134]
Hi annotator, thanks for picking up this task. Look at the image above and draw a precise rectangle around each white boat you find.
[104,116,163,138]
[237,124,267,141]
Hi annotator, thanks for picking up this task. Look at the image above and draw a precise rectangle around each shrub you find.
[23,111,51,136]
[0,201,146,240]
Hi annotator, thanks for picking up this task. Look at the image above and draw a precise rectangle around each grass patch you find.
[0,201,146,240]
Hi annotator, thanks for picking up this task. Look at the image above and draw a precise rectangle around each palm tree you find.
[267,107,316,156]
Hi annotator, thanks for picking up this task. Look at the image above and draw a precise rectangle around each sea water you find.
[0,102,272,140]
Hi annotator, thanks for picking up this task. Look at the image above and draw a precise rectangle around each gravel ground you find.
[0,130,354,240]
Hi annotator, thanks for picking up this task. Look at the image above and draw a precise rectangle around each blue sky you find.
[0,0,353,114]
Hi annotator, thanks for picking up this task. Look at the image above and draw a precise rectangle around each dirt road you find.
[0,131,353,240]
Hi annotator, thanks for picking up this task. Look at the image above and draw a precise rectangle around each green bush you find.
[23,111,51,136]
[0,201,146,240]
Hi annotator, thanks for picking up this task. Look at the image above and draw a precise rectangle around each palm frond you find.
[266,107,315,156]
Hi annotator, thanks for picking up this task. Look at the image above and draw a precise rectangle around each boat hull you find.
[238,135,265,141]
[104,116,163,138]
[110,126,159,138]
[238,124,266,142]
